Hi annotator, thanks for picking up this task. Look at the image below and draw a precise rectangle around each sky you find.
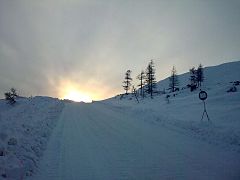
[0,0,240,101]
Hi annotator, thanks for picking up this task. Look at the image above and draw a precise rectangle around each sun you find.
[63,89,92,102]
[58,79,99,103]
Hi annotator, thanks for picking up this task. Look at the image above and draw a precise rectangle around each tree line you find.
[122,60,204,100]
[122,60,157,99]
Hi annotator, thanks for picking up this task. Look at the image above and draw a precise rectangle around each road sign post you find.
[199,91,210,121]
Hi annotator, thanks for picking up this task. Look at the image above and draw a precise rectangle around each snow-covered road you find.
[34,102,240,180]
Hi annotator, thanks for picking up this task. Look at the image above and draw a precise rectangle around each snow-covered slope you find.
[0,97,64,179]
[108,61,240,152]
[156,60,240,90]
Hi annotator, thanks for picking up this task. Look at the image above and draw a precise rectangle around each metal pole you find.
[201,100,210,121]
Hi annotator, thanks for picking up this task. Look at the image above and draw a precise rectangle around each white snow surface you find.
[1,61,240,179]
[32,100,240,180]
[0,96,64,179]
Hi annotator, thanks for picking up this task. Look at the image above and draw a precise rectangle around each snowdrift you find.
[0,96,64,179]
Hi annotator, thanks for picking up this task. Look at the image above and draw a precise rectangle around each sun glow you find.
[63,89,92,102]
[57,79,115,102]
[57,80,93,102]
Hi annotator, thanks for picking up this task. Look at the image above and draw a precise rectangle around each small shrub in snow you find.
[7,138,17,145]
[1,173,7,178]
[227,86,237,93]
[0,147,6,156]
[165,95,170,104]
[233,81,240,86]
[4,88,18,105]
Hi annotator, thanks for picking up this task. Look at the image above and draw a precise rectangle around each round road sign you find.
[199,91,207,101]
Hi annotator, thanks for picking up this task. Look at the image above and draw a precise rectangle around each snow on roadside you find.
[0,96,64,179]
[103,81,240,153]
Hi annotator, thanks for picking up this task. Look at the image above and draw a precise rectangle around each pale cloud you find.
[0,0,240,100]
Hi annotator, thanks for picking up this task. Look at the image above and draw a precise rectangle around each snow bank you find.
[105,61,240,152]
[107,87,240,154]
[0,96,64,179]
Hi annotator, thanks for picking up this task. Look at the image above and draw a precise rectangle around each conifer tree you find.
[137,70,145,98]
[145,60,157,98]
[189,67,197,91]
[196,64,204,87]
[169,66,179,92]
[122,70,132,94]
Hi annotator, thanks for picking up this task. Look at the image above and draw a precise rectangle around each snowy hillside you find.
[0,97,64,179]
[109,61,240,151]
[156,60,240,90]
[109,85,240,151]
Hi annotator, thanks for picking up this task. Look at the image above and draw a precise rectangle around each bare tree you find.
[131,85,139,103]
[137,70,145,98]
[122,70,132,94]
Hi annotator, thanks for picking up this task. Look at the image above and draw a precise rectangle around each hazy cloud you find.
[0,0,240,99]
